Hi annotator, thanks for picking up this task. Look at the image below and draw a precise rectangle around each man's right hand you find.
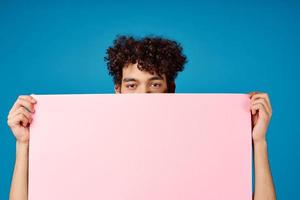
[7,95,37,144]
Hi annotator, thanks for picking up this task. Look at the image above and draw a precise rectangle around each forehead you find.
[122,63,166,81]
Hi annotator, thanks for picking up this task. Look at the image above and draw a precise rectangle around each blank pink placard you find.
[28,93,252,200]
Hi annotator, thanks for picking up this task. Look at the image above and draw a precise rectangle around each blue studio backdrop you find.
[0,0,299,199]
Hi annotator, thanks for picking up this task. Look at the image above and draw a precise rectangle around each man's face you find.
[114,63,168,93]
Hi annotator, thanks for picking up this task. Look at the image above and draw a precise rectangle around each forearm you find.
[253,140,276,200]
[9,142,29,200]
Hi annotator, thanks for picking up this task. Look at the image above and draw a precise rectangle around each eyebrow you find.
[123,76,163,82]
[149,76,163,81]
[123,78,137,82]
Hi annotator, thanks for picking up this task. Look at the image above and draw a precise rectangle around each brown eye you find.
[151,83,162,88]
[126,84,136,89]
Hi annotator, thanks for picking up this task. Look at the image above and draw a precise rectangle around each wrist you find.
[16,141,29,155]
[17,140,29,147]
[253,135,267,144]
[253,139,267,150]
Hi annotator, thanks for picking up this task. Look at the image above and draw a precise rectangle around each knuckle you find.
[20,107,27,113]
[28,96,33,101]
[262,98,268,104]
[19,95,32,102]
[7,119,14,127]
[29,103,34,109]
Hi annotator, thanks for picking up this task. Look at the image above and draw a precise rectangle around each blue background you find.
[0,0,299,199]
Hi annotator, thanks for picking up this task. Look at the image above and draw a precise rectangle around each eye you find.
[126,84,137,89]
[151,83,162,88]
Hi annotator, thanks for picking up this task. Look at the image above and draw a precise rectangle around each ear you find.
[114,84,121,94]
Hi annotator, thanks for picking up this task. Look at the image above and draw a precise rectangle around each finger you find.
[8,107,33,122]
[9,97,35,114]
[250,93,271,106]
[248,91,260,98]
[19,95,37,103]
[9,95,37,114]
[251,102,270,118]
[29,94,37,103]
[8,113,30,128]
[250,93,272,114]
[251,98,272,116]
[17,98,35,113]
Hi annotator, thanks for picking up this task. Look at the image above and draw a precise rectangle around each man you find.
[7,35,276,200]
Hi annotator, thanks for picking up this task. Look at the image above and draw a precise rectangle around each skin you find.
[114,63,169,93]
[7,63,276,200]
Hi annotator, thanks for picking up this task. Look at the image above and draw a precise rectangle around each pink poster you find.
[28,93,252,200]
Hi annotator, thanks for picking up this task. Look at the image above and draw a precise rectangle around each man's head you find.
[104,35,187,93]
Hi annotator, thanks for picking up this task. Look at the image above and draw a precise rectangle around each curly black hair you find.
[104,35,187,92]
